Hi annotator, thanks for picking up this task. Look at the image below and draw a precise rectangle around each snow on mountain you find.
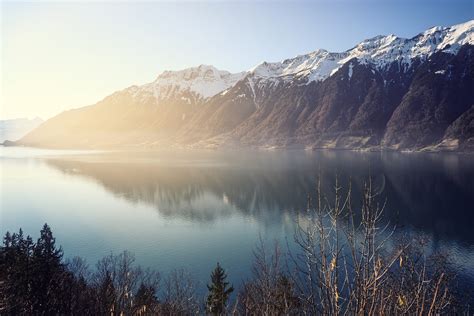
[121,20,473,105]
[250,50,346,82]
[128,65,246,102]
[437,20,474,52]
[250,20,474,83]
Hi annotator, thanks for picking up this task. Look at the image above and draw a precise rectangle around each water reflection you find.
[44,150,474,244]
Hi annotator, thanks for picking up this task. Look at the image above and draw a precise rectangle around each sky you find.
[1,0,473,120]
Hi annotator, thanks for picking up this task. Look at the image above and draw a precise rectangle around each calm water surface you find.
[1,147,474,292]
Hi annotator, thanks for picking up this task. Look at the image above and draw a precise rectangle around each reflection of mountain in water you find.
[45,150,474,243]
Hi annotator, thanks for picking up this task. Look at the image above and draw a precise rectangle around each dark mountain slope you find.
[15,21,474,152]
[205,59,418,149]
[383,45,474,149]
[175,79,258,144]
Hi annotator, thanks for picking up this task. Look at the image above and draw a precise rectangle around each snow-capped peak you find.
[151,65,246,99]
[250,49,345,81]
[126,20,473,104]
[249,20,474,83]
[159,64,228,82]
[436,20,474,52]
[129,65,246,101]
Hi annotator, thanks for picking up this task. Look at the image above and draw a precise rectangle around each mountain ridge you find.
[15,20,474,152]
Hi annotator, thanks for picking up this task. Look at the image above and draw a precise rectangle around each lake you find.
[1,147,474,294]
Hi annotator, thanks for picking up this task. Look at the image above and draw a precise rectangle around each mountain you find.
[0,117,43,143]
[18,20,474,151]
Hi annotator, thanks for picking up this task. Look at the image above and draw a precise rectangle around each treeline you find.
[1,180,471,315]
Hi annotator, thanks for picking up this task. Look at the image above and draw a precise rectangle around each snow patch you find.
[348,63,354,79]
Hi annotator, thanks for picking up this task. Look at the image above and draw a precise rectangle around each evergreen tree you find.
[33,223,63,264]
[206,263,234,315]
[1,228,35,314]
[31,223,65,314]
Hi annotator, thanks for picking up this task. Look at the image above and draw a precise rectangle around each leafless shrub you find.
[290,176,457,315]
[93,251,160,315]
[65,256,91,280]
[160,268,200,315]
[238,237,299,315]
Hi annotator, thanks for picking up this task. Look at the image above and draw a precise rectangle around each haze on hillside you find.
[2,0,472,120]
[13,20,474,152]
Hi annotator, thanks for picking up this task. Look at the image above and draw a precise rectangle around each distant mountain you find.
[18,20,474,151]
[0,117,43,143]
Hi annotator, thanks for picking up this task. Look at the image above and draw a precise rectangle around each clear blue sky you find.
[2,0,473,119]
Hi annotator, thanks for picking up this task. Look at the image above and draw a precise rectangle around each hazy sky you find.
[1,0,473,120]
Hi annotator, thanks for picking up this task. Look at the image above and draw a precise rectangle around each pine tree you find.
[31,223,65,314]
[206,263,234,315]
[1,228,35,314]
[34,223,63,265]
[2,225,100,314]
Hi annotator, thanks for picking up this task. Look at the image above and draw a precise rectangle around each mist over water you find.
[1,147,474,292]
